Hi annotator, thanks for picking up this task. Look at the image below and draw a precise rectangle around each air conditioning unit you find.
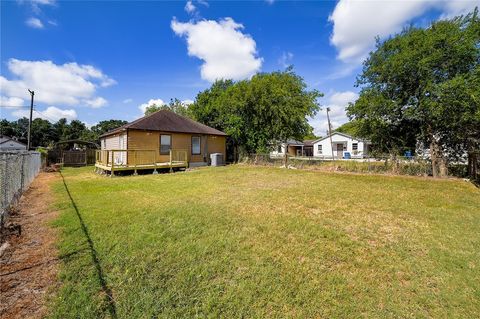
[210,153,224,166]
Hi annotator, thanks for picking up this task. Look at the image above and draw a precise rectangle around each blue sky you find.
[1,0,477,135]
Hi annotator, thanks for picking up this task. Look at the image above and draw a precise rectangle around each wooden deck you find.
[95,149,188,175]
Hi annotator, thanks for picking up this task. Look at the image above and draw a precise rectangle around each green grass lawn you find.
[49,165,480,318]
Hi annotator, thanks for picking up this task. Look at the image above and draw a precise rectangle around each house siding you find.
[207,135,227,158]
[313,133,368,158]
[123,129,226,164]
[270,143,303,157]
[102,132,127,164]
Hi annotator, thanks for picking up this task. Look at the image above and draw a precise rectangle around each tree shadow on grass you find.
[60,172,117,319]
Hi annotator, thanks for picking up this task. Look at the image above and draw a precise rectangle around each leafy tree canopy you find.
[144,98,192,117]
[1,117,128,148]
[334,120,361,137]
[347,9,480,176]
[91,120,128,137]
[189,69,322,154]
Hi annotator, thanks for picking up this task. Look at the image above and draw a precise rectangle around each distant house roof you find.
[0,135,12,144]
[0,135,27,150]
[285,139,304,146]
[100,110,227,138]
[312,132,370,144]
[303,139,315,146]
[273,139,317,146]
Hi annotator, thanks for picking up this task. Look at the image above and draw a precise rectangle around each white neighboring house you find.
[312,132,371,159]
[270,140,309,157]
[0,135,27,151]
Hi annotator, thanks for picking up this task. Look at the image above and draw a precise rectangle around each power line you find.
[33,109,57,123]
[0,105,32,109]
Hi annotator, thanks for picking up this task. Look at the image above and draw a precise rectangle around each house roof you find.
[285,139,304,146]
[275,139,317,146]
[312,132,370,144]
[0,135,27,150]
[0,135,26,146]
[100,110,227,138]
[303,139,315,146]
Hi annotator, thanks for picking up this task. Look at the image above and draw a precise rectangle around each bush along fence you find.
[240,154,474,178]
[0,151,42,227]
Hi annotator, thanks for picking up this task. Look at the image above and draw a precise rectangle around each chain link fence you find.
[241,154,449,177]
[0,151,42,226]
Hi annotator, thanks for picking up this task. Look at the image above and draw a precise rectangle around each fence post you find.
[153,150,158,174]
[20,153,25,191]
[111,151,115,177]
[133,150,138,175]
[2,154,8,224]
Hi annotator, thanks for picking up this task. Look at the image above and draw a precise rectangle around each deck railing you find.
[95,149,188,170]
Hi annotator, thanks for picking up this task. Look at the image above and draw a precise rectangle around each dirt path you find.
[0,172,60,319]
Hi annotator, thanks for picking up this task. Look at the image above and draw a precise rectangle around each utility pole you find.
[326,107,335,162]
[27,89,34,150]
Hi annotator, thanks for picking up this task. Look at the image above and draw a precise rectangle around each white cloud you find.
[329,0,478,63]
[441,0,479,18]
[12,106,77,122]
[28,0,56,4]
[309,91,359,136]
[83,121,96,129]
[123,98,133,104]
[26,17,44,29]
[182,99,194,105]
[85,97,107,108]
[138,98,166,114]
[278,51,293,68]
[0,96,25,108]
[171,17,262,82]
[0,59,115,106]
[328,91,358,108]
[18,0,56,15]
[185,1,196,14]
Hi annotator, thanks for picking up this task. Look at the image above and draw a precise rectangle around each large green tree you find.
[144,98,192,117]
[335,120,361,137]
[189,79,234,129]
[1,119,19,139]
[1,117,129,146]
[53,118,69,142]
[189,69,322,154]
[91,120,128,136]
[31,118,57,147]
[347,10,480,177]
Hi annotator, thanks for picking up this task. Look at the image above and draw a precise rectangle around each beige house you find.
[96,110,226,174]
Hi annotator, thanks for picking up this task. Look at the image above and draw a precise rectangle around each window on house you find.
[160,135,171,155]
[277,145,282,153]
[101,139,106,149]
[317,144,322,154]
[192,136,201,155]
[352,143,358,151]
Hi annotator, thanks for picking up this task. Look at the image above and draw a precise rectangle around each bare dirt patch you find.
[0,172,60,319]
